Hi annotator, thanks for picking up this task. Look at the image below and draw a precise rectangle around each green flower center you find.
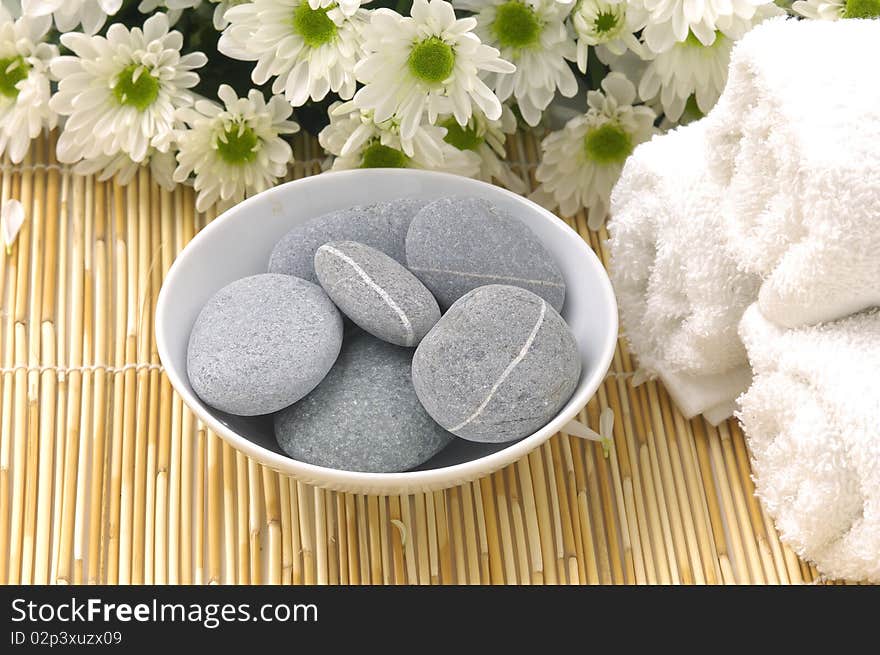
[0,56,29,99]
[112,64,160,111]
[292,3,338,49]
[408,37,456,84]
[843,0,880,18]
[215,122,260,164]
[594,10,619,34]
[492,1,541,50]
[441,118,483,151]
[584,122,633,165]
[360,142,409,168]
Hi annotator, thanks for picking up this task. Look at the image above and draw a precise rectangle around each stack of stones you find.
[187,197,582,473]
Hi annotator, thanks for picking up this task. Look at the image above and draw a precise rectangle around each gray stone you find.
[268,199,427,283]
[315,240,440,347]
[405,197,566,311]
[412,284,581,443]
[274,331,455,473]
[187,274,343,416]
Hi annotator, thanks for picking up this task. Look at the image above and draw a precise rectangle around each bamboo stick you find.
[580,421,612,583]
[235,451,248,584]
[289,477,303,585]
[471,480,490,584]
[315,486,328,584]
[278,478,292,585]
[399,495,417,584]
[194,421,205,584]
[143,177,162,584]
[222,442,237,584]
[671,403,721,584]
[504,465,531,585]
[296,480,313,584]
[262,467,280,585]
[412,492,430,584]
[128,168,151,585]
[479,475,504,584]
[333,492,347,584]
[691,419,736,583]
[207,431,222,584]
[356,494,369,583]
[388,495,405,585]
[445,488,467,584]
[278,474,291,585]
[17,143,40,584]
[362,494,379,584]
[569,435,599,584]
[729,421,778,583]
[56,166,84,585]
[109,181,132,583]
[458,482,480,584]
[540,442,568,582]
[326,491,339,584]
[344,492,359,584]
[0,154,19,584]
[70,169,90,585]
[490,472,518,584]
[31,133,55,585]
[556,437,587,584]
[645,383,692,584]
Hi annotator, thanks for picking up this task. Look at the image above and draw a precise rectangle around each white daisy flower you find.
[638,3,780,122]
[531,72,655,228]
[209,0,249,29]
[635,0,772,53]
[218,0,368,107]
[637,31,731,123]
[0,8,58,164]
[21,0,123,35]
[793,0,879,19]
[138,0,204,25]
[50,13,206,167]
[353,0,514,141]
[455,0,578,127]
[570,0,646,71]
[73,149,178,190]
[438,105,526,192]
[173,85,299,212]
[319,101,481,176]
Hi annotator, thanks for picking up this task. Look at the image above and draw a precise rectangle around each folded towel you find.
[608,121,759,422]
[738,304,880,582]
[706,17,880,328]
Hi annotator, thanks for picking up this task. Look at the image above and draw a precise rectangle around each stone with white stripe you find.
[275,331,455,473]
[315,241,440,347]
[405,197,566,311]
[412,285,580,443]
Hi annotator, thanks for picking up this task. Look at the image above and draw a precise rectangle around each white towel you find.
[738,304,880,582]
[608,121,759,423]
[706,17,880,328]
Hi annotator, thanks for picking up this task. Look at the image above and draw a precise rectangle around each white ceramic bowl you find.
[156,169,617,494]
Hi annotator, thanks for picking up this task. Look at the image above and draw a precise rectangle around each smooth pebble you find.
[268,199,426,283]
[315,240,440,347]
[275,332,455,473]
[187,274,342,416]
[412,284,581,443]
[405,197,566,311]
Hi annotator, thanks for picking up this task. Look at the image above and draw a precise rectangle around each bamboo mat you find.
[0,130,828,586]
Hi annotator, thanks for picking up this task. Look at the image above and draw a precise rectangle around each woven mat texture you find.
[0,131,828,585]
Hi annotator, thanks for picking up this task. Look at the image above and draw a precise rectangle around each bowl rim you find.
[156,168,618,492]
